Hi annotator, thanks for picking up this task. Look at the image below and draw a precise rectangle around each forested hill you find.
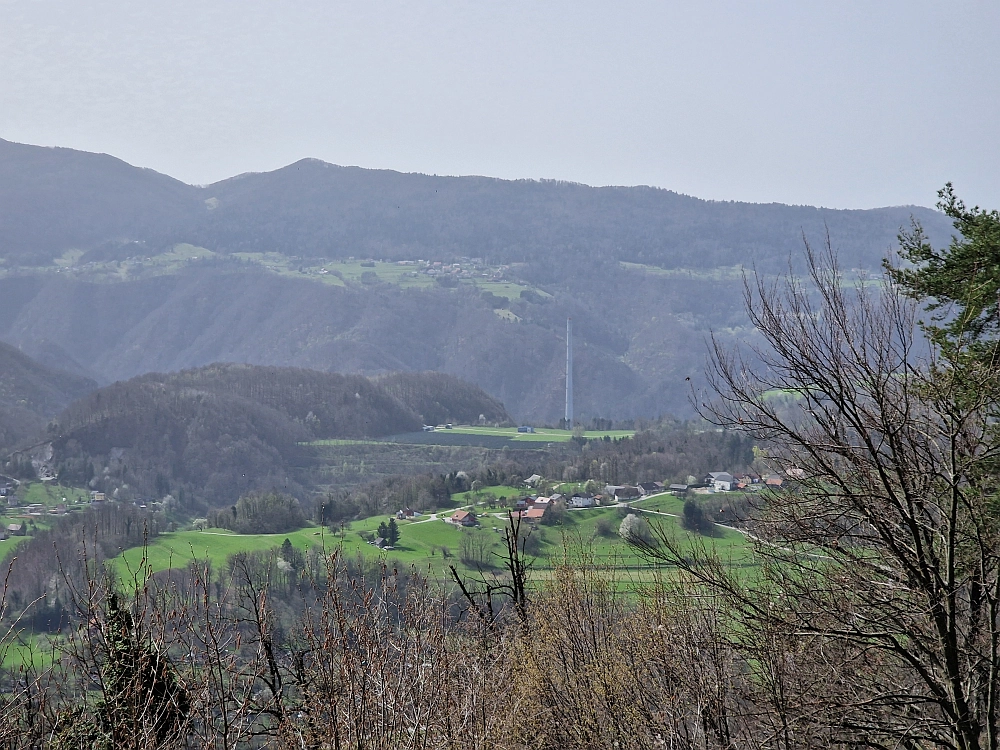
[41,365,509,508]
[0,138,200,266]
[0,138,951,271]
[0,341,97,449]
[192,159,949,273]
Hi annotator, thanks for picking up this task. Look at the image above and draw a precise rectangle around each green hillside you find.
[115,495,751,581]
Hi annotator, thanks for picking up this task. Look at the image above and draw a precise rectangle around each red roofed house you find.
[523,507,546,522]
[450,510,478,527]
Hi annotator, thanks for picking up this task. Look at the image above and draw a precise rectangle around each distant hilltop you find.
[0,137,950,270]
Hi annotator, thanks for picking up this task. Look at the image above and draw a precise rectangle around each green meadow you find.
[437,426,635,442]
[114,495,752,582]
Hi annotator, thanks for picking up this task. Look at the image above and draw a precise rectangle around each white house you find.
[707,472,734,492]
[569,495,596,508]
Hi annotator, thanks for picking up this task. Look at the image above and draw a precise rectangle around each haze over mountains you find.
[0,138,954,422]
[0,341,97,447]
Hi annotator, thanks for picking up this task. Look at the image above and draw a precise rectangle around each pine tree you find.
[386,517,400,546]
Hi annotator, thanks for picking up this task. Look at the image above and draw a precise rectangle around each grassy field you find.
[338,426,636,450]
[13,482,90,508]
[114,495,752,582]
[0,633,59,670]
[306,427,635,451]
[450,485,523,504]
[445,426,635,442]
[116,525,329,579]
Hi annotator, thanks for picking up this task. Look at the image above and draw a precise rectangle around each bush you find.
[594,517,616,538]
[682,498,717,536]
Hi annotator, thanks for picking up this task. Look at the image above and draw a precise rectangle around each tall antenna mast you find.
[565,317,573,427]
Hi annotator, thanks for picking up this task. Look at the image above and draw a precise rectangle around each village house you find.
[668,483,689,494]
[524,474,543,487]
[605,484,641,501]
[569,494,596,508]
[450,510,477,527]
[522,507,546,522]
[637,482,663,496]
[706,472,734,492]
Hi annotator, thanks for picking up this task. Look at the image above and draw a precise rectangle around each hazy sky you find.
[1,1,997,209]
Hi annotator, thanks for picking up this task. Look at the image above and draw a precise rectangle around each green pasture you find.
[446,426,634,442]
[450,485,524,505]
[477,281,546,300]
[0,535,37,557]
[0,633,58,671]
[631,492,687,515]
[116,526,329,578]
[14,482,90,508]
[113,502,752,581]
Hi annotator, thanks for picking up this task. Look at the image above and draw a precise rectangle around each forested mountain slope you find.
[194,158,949,273]
[0,341,97,449]
[0,268,656,420]
[0,138,200,266]
[44,364,509,509]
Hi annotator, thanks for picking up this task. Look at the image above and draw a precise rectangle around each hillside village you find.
[381,468,793,543]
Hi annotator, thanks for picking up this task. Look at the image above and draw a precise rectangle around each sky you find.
[0,1,997,210]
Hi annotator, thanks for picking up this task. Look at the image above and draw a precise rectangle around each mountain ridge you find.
[0,138,958,420]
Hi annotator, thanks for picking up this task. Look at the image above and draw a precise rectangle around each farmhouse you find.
[450,510,477,527]
[637,482,663,496]
[607,485,641,501]
[706,472,734,492]
[524,474,543,487]
[569,495,596,508]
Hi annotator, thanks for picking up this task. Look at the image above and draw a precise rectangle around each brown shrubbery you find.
[0,540,841,750]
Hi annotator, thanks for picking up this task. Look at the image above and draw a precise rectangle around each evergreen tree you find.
[888,183,1000,355]
[386,517,400,546]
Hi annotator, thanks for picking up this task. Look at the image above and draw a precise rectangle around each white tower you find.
[565,317,573,427]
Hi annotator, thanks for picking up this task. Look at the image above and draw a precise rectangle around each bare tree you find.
[632,239,1000,750]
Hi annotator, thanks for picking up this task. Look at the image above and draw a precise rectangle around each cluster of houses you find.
[394,468,798,536]
[704,472,785,492]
